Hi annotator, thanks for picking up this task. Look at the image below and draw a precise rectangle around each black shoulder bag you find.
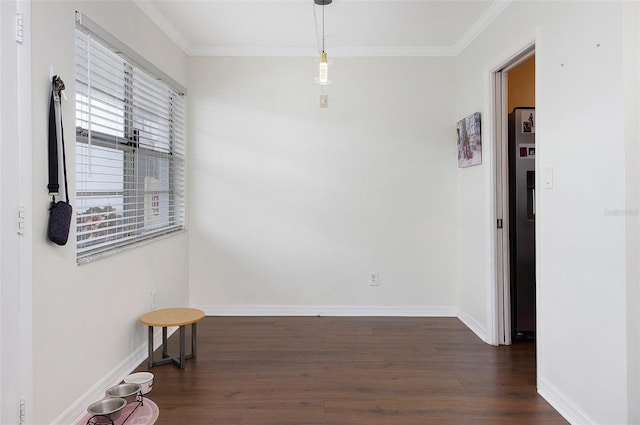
[47,75,73,245]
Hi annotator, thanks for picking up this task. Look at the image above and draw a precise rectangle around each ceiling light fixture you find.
[314,0,332,86]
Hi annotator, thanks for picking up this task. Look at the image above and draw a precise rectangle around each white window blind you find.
[75,26,185,262]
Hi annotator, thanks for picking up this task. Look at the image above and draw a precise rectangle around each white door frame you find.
[493,68,512,346]
[1,1,33,423]
[488,43,535,346]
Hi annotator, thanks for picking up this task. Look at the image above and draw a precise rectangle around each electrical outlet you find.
[369,272,380,286]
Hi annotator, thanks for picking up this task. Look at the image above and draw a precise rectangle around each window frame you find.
[75,12,186,263]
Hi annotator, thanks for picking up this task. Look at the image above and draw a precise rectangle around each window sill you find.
[76,228,187,265]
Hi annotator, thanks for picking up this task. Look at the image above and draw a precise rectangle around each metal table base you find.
[147,323,198,369]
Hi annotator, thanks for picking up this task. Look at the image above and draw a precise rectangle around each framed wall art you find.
[456,112,482,168]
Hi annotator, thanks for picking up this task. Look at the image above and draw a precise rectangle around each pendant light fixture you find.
[314,0,332,86]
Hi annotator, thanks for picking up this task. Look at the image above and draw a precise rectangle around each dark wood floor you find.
[132,316,567,425]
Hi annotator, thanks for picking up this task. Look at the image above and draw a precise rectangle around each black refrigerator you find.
[508,107,536,339]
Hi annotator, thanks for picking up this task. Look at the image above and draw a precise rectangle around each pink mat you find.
[78,397,159,425]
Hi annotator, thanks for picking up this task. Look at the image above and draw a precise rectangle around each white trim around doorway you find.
[486,42,536,347]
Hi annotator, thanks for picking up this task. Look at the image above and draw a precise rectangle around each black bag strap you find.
[47,81,59,197]
[58,80,69,204]
[47,76,69,203]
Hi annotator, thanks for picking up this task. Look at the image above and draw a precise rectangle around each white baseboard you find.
[52,327,176,425]
[538,378,594,425]
[193,304,458,317]
[457,310,488,342]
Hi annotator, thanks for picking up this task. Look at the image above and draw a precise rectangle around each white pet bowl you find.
[124,372,154,394]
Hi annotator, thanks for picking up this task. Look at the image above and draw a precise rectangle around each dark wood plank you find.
[131,316,567,425]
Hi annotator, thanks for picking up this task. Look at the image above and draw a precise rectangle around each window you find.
[75,20,185,262]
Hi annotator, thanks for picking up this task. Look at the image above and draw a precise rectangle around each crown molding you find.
[453,0,513,55]
[132,0,191,53]
[136,0,512,58]
[187,45,456,57]
[188,45,316,57]
[324,46,456,57]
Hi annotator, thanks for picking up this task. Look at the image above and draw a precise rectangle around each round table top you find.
[140,307,205,327]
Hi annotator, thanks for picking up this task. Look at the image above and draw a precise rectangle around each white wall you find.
[188,57,459,314]
[537,5,627,421]
[456,1,631,423]
[30,2,188,423]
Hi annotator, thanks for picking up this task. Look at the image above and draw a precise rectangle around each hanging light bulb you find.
[314,0,332,86]
[318,51,329,84]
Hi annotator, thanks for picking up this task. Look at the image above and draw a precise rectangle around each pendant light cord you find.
[322,2,325,53]
[312,1,329,55]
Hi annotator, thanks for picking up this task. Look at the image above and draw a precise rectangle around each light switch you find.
[319,94,328,108]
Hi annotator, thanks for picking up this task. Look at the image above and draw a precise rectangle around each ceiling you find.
[133,0,513,57]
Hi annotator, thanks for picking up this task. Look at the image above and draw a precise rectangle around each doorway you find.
[493,47,535,346]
